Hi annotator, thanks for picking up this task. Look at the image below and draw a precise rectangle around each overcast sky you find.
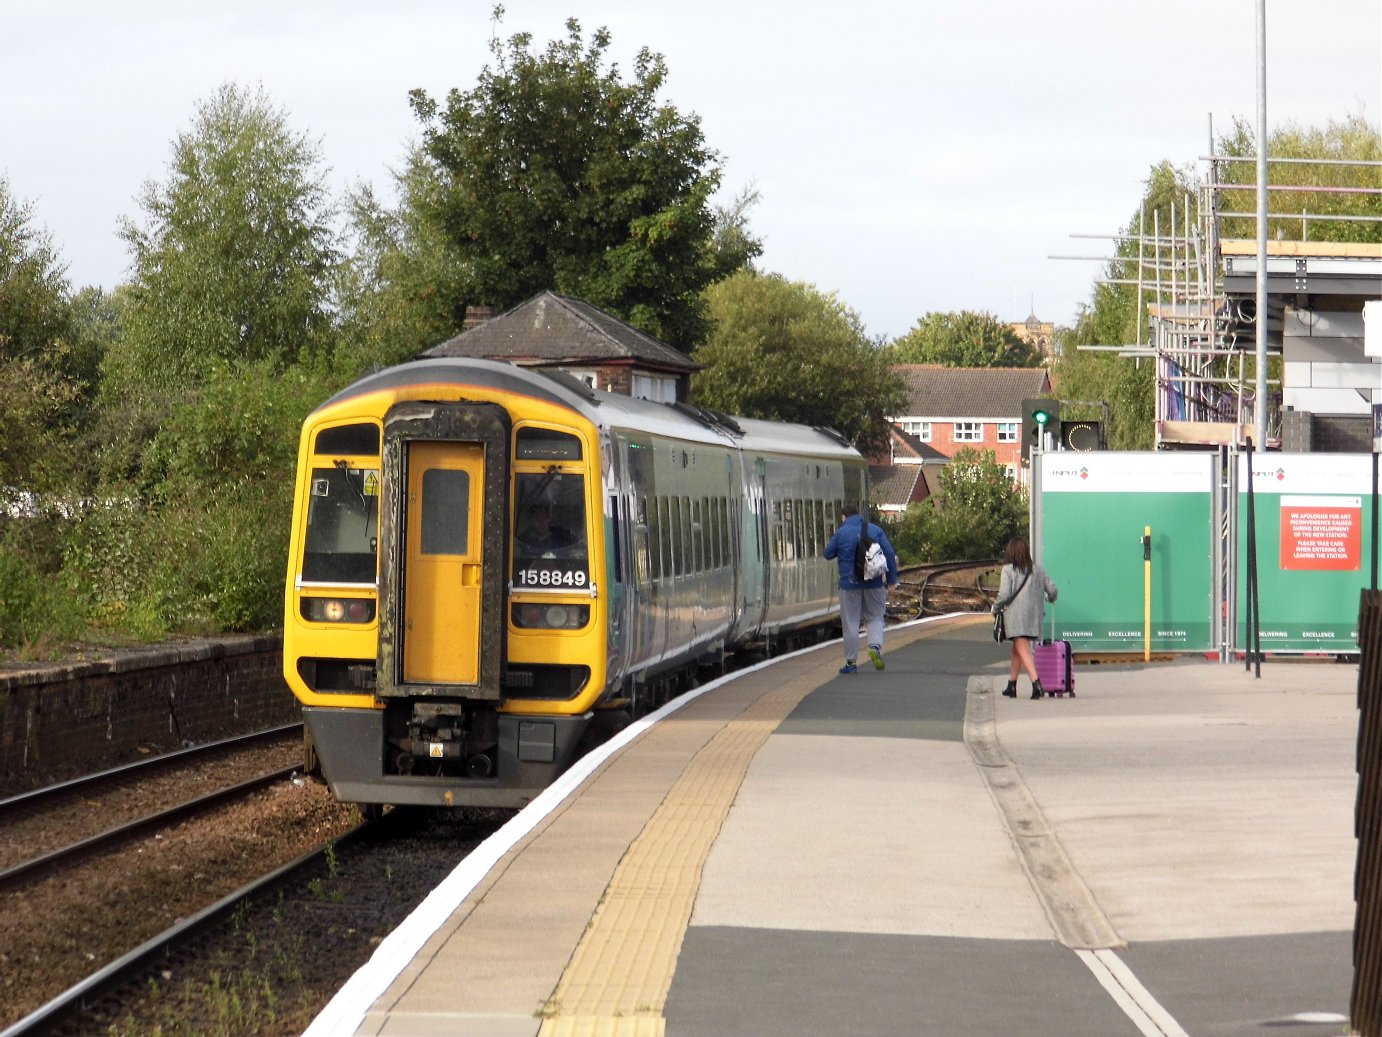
[4,0,1378,341]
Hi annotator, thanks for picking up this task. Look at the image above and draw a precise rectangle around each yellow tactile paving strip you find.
[537,618,972,1037]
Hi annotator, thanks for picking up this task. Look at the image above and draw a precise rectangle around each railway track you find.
[0,725,361,1033]
[888,558,1001,621]
[0,724,306,882]
[6,808,502,1037]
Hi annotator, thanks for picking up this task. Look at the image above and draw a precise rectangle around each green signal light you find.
[1034,409,1052,426]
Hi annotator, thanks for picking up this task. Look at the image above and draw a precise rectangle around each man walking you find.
[823,504,899,673]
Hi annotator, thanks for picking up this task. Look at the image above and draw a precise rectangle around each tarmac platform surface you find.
[304,614,1359,1037]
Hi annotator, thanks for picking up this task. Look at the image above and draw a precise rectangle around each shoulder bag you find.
[992,570,1030,642]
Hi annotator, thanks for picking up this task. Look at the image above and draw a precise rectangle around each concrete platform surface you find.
[303,615,1359,1037]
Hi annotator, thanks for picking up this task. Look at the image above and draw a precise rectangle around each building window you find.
[953,421,983,443]
[567,368,599,389]
[900,420,931,442]
[633,373,677,403]
[996,422,1018,443]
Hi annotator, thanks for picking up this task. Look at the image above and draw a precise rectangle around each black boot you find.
[1002,680,1018,698]
[1031,680,1044,700]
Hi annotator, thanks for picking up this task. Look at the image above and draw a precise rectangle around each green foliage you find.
[1215,111,1382,244]
[63,482,291,638]
[0,355,82,491]
[336,178,470,374]
[886,310,1042,367]
[707,184,765,282]
[692,270,905,455]
[886,449,1027,563]
[1051,160,1195,451]
[139,358,339,496]
[403,12,722,351]
[114,83,340,394]
[0,175,73,368]
[0,520,87,654]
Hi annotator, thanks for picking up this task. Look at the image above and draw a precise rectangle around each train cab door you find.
[377,402,509,701]
[402,441,483,684]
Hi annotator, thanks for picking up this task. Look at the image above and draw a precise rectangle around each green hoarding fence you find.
[1035,452,1219,654]
[1233,453,1371,653]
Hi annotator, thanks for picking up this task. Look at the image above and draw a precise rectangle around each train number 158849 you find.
[516,568,589,588]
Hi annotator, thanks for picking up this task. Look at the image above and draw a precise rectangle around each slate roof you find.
[893,365,1052,418]
[888,426,949,462]
[422,291,697,373]
[869,464,931,509]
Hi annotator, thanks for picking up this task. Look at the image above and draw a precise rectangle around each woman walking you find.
[993,535,1059,699]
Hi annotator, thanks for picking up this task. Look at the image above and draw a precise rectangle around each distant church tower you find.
[1010,306,1054,363]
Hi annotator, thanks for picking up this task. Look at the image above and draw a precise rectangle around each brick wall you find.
[0,634,300,795]
[924,423,1024,473]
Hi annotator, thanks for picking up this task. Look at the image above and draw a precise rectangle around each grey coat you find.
[993,563,1058,641]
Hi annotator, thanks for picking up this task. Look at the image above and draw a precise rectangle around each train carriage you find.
[284,357,865,810]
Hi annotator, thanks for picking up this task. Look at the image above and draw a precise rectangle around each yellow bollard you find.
[1143,525,1152,662]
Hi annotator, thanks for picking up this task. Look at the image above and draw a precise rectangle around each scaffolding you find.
[1058,141,1382,450]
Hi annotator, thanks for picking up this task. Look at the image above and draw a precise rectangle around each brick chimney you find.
[462,305,495,330]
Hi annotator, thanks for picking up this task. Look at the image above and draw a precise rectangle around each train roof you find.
[314,357,861,461]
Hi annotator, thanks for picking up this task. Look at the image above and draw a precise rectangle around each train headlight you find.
[303,597,376,624]
[511,603,590,629]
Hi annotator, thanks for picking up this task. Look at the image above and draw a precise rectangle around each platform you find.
[304,614,1359,1037]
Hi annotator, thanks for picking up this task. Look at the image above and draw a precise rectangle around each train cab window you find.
[303,463,380,584]
[513,472,588,588]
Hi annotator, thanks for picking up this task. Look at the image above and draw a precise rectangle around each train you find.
[282,357,867,810]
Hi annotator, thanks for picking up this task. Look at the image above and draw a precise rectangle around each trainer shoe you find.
[839,661,858,674]
[868,645,885,671]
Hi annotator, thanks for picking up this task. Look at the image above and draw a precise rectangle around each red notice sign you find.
[1279,495,1362,571]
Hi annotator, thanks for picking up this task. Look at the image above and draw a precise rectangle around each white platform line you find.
[1076,948,1190,1037]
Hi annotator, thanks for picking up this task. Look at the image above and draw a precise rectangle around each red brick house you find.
[890,365,1052,476]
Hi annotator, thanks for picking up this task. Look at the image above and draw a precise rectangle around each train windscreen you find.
[512,472,588,589]
[302,463,380,584]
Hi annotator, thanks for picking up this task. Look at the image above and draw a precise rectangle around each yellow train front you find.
[284,357,864,810]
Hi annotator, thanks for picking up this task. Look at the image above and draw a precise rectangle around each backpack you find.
[853,525,887,582]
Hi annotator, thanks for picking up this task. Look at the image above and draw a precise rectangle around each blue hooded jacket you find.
[823,513,899,590]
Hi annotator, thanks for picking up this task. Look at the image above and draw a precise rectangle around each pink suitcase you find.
[1034,639,1074,697]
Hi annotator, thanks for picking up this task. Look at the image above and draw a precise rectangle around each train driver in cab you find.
[517,500,577,557]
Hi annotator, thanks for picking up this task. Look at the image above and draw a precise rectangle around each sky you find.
[3,0,1379,342]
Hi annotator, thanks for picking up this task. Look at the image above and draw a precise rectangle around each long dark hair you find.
[1003,536,1033,574]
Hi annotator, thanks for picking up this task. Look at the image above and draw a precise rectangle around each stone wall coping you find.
[0,632,284,692]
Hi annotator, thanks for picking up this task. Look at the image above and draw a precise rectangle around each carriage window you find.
[646,496,662,580]
[682,497,694,573]
[670,497,684,576]
[303,464,380,583]
[513,472,588,589]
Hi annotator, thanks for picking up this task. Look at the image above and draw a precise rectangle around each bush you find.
[0,522,87,655]
[63,481,291,638]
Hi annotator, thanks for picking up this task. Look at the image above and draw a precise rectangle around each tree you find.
[887,448,1027,563]
[886,310,1042,368]
[114,83,340,392]
[692,270,905,455]
[1051,160,1195,451]
[1215,111,1382,244]
[0,175,72,368]
[707,184,764,282]
[404,12,722,351]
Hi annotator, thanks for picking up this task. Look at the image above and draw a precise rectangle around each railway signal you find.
[1021,398,1060,459]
